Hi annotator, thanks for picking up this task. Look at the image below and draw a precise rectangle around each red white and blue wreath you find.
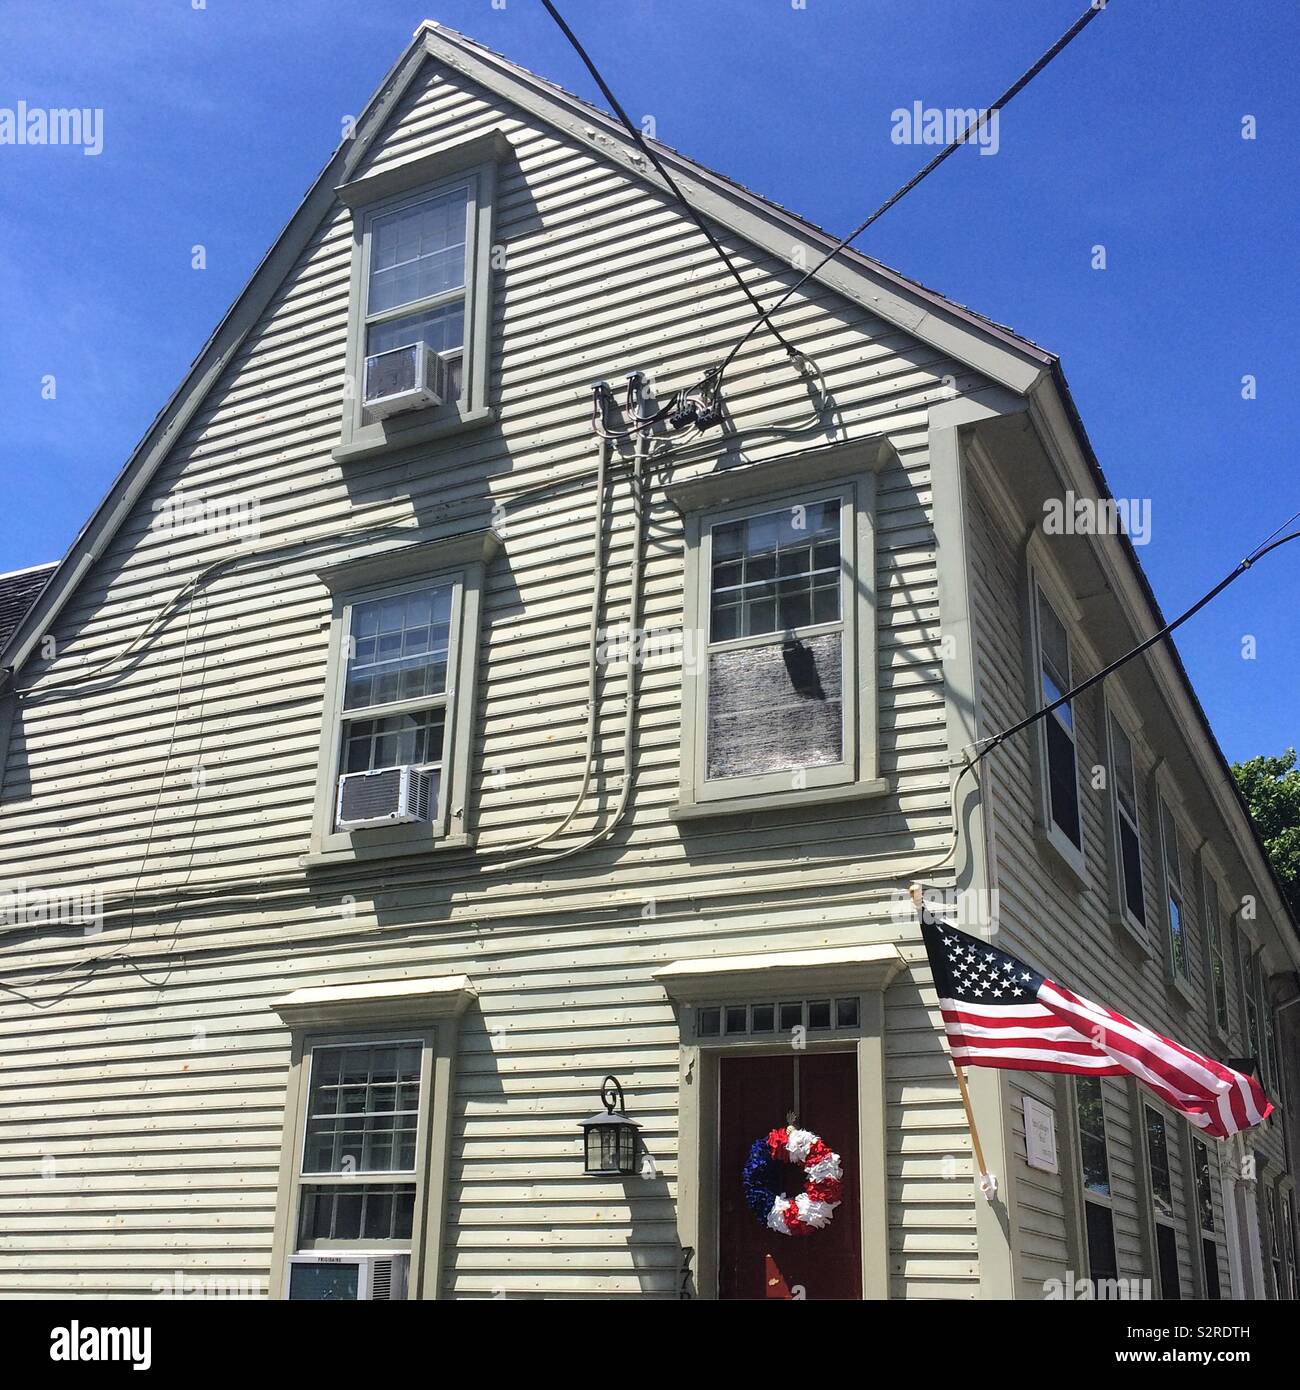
[742,1126,843,1235]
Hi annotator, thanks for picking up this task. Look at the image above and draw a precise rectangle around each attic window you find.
[334,133,505,464]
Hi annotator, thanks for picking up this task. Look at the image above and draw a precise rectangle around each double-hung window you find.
[668,446,885,814]
[1201,870,1231,1036]
[1266,1184,1284,1299]
[1107,715,1146,934]
[1032,583,1083,862]
[1282,1189,1298,1301]
[1144,1104,1182,1299]
[335,131,504,461]
[308,530,498,864]
[1192,1137,1222,1299]
[270,975,475,1300]
[297,1038,425,1248]
[1075,1076,1119,1295]
[1157,799,1191,990]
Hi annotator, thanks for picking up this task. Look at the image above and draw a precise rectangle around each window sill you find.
[333,404,495,464]
[1035,821,1087,889]
[1167,969,1197,1009]
[1112,909,1154,959]
[301,831,473,870]
[672,777,889,821]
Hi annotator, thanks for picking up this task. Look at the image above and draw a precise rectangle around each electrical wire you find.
[910,523,1300,880]
[706,1,1106,394]
[539,0,802,365]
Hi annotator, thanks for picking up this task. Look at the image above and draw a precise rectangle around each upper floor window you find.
[365,185,470,400]
[1157,799,1191,987]
[1032,583,1082,860]
[1201,869,1231,1036]
[307,530,498,866]
[1144,1104,1182,1299]
[667,445,887,816]
[1107,715,1146,932]
[334,131,505,462]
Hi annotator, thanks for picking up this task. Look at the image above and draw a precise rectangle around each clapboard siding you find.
[965,469,1284,1300]
[0,51,977,1296]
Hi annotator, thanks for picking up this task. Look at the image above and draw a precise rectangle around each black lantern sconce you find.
[579,1075,641,1175]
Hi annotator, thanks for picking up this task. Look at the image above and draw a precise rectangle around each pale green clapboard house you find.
[0,22,1296,1301]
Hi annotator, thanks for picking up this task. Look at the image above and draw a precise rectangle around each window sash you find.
[1202,871,1230,1033]
[363,185,472,343]
[1075,1075,1113,1199]
[1033,584,1082,850]
[328,575,465,835]
[1159,800,1190,980]
[1144,1105,1175,1222]
[1109,716,1146,927]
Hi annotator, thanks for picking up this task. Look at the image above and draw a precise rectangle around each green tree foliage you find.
[1232,749,1300,918]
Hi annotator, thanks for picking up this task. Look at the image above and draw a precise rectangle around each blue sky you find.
[1,0,1296,762]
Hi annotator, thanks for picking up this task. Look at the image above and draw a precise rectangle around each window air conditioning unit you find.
[286,1253,410,1301]
[336,765,434,831]
[363,342,448,417]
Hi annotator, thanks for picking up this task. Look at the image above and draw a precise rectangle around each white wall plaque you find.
[1023,1096,1059,1173]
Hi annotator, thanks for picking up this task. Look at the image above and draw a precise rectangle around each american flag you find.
[919,913,1272,1139]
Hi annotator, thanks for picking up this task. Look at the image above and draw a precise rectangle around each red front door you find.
[717,1051,861,1300]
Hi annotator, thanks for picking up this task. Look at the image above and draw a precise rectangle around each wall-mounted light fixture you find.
[579,1075,640,1175]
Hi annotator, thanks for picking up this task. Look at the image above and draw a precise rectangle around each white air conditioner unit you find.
[336,765,435,831]
[286,1252,410,1301]
[363,342,448,417]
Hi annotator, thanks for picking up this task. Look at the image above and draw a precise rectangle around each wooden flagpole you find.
[910,883,998,1201]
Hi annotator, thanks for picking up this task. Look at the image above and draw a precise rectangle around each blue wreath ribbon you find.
[742,1135,784,1224]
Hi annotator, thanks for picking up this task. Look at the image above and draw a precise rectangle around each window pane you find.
[1111,719,1138,820]
[368,188,468,314]
[1075,1076,1111,1197]
[303,1043,423,1175]
[1161,803,1181,885]
[297,1183,417,1243]
[366,301,465,363]
[342,708,445,775]
[1193,1140,1214,1233]
[1037,588,1072,714]
[1145,1107,1173,1219]
[706,632,842,780]
[1168,893,1186,977]
[1156,1222,1181,1299]
[709,500,840,640]
[1046,715,1081,847]
[1120,819,1146,924]
[345,585,452,711]
[1202,1237,1221,1300]
[1085,1201,1119,1286]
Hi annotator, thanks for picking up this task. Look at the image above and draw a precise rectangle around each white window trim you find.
[1199,860,1233,1044]
[334,133,506,463]
[1103,703,1150,950]
[1190,1134,1223,1298]
[1153,780,1196,1003]
[305,529,498,866]
[1141,1100,1182,1299]
[269,975,474,1301]
[1072,1075,1119,1286]
[1025,559,1086,880]
[666,440,891,818]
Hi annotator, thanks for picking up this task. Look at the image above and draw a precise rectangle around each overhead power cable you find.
[712,1,1107,387]
[913,522,1300,879]
[539,0,802,364]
